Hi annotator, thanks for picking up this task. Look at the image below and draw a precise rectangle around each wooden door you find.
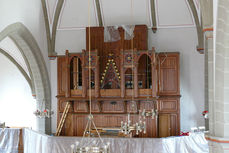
[57,57,67,96]
[158,53,180,96]
[158,113,179,137]
[159,114,170,137]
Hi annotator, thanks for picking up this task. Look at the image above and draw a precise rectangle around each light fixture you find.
[34,99,54,118]
[71,140,110,153]
[33,109,54,118]
[120,114,146,136]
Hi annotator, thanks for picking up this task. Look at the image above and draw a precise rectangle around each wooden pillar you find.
[134,65,138,97]
[152,62,157,97]
[73,57,78,90]
[120,50,125,98]
[152,50,157,97]
[95,59,100,97]
[65,50,70,97]
[82,68,87,97]
[121,67,125,98]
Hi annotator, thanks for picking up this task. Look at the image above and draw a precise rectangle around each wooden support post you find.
[82,50,87,97]
[120,50,125,98]
[73,57,78,89]
[65,50,70,97]
[82,68,87,97]
[95,59,100,97]
[121,67,125,98]
[152,49,157,97]
[134,66,138,97]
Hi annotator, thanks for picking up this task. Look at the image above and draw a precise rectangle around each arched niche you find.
[70,56,82,90]
[125,68,133,89]
[138,54,152,89]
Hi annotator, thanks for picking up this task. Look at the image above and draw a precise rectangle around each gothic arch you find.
[0,22,51,134]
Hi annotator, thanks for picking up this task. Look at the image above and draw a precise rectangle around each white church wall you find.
[0,54,36,129]
[149,27,205,132]
[0,0,50,76]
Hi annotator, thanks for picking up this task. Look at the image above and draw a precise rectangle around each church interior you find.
[1,0,229,153]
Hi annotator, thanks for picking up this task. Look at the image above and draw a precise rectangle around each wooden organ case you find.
[57,25,180,138]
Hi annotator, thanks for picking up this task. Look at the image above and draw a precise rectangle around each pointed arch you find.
[0,22,51,134]
[0,48,33,93]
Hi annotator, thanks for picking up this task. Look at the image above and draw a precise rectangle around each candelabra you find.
[71,141,110,153]
[70,115,110,153]
[120,114,146,136]
[33,109,54,118]
[0,122,5,128]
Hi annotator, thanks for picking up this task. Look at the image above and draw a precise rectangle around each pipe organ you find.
[57,25,180,138]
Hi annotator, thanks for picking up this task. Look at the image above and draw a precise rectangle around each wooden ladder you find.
[55,102,71,136]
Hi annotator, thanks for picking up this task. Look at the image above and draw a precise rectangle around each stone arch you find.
[0,22,51,134]
[0,48,34,94]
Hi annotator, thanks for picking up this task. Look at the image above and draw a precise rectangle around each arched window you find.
[70,56,82,90]
[138,54,152,89]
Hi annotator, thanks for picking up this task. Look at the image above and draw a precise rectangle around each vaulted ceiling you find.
[46,0,200,30]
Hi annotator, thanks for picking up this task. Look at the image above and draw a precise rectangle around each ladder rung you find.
[55,102,71,136]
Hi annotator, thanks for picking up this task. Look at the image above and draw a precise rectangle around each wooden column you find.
[82,68,87,97]
[152,62,157,97]
[65,50,70,97]
[152,50,157,97]
[120,50,125,98]
[95,58,100,97]
[134,66,138,97]
[121,67,125,98]
[73,57,78,89]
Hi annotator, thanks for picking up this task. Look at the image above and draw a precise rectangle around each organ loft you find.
[56,25,180,138]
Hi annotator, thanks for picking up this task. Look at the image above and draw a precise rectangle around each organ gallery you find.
[56,25,180,138]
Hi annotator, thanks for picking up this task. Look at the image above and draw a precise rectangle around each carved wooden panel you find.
[58,100,73,113]
[159,98,179,112]
[73,101,88,113]
[100,89,121,97]
[101,101,125,113]
[158,114,170,137]
[91,101,101,113]
[139,101,156,111]
[170,114,178,136]
[158,113,179,137]
[57,56,67,95]
[71,90,82,96]
[126,101,138,113]
[158,53,180,95]
[72,114,156,137]
[74,115,88,136]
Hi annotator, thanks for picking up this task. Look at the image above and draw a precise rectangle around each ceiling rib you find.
[41,0,64,59]
[41,0,53,58]
[187,0,204,53]
[95,0,103,27]
[150,0,157,33]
